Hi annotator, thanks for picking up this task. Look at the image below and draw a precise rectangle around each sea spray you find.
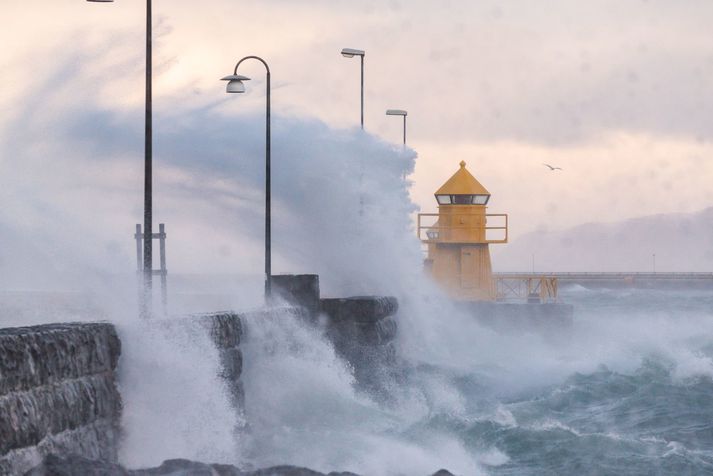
[237,304,487,476]
[116,318,240,469]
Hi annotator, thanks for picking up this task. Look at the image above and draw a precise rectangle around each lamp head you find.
[386,109,408,116]
[220,74,251,94]
[86,0,114,2]
[341,48,365,58]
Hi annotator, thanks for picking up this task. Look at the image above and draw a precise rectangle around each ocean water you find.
[449,287,713,476]
[230,286,713,476]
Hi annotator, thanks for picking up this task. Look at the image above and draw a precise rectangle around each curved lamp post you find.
[341,48,365,129]
[87,0,154,319]
[221,56,272,301]
[386,109,408,145]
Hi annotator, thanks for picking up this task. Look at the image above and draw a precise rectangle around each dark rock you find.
[248,466,325,476]
[24,453,127,476]
[133,458,240,475]
[26,455,365,476]
[431,471,456,476]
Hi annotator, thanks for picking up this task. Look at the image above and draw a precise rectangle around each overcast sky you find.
[1,0,713,282]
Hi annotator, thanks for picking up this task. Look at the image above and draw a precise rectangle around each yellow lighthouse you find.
[418,161,508,301]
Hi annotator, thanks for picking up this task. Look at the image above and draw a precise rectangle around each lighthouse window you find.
[472,195,490,205]
[436,194,490,205]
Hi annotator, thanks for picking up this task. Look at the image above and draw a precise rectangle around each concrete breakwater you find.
[0,323,122,475]
[272,274,399,390]
[0,275,400,474]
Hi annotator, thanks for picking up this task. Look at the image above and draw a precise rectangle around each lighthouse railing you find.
[493,274,559,303]
[417,213,508,244]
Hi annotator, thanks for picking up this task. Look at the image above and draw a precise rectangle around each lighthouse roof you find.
[435,161,490,196]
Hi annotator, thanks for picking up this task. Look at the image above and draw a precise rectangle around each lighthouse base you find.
[457,301,574,334]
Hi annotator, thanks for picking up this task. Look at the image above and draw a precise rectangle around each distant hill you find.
[492,207,713,272]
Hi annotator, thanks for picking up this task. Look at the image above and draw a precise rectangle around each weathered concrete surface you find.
[183,308,309,414]
[0,323,120,395]
[0,323,122,475]
[26,453,453,476]
[272,275,321,316]
[320,297,398,325]
[319,297,398,348]
[200,312,245,410]
[318,297,400,395]
[260,274,403,396]
[1,300,404,475]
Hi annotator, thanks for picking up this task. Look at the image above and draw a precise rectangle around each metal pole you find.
[135,224,143,318]
[232,56,272,302]
[265,70,272,300]
[135,224,142,272]
[142,0,153,319]
[403,115,407,145]
[360,55,364,129]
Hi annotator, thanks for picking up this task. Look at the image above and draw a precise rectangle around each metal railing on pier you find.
[494,274,559,303]
[495,272,713,281]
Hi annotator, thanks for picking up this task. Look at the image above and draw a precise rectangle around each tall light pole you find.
[341,48,365,129]
[221,56,273,301]
[88,0,154,319]
[386,109,408,145]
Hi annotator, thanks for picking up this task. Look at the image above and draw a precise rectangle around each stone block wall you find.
[199,312,245,411]
[192,308,309,415]
[273,275,400,393]
[320,297,399,394]
[0,323,122,475]
[0,284,397,474]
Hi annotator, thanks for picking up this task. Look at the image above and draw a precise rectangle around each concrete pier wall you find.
[273,275,400,391]
[0,323,122,475]
[0,279,395,474]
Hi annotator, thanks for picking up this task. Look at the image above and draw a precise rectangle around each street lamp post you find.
[341,48,365,129]
[221,56,272,301]
[87,0,154,319]
[386,109,408,145]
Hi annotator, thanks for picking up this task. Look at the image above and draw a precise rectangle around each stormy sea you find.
[437,286,713,475]
[114,285,713,476]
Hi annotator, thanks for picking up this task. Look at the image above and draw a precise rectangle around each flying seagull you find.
[543,163,563,171]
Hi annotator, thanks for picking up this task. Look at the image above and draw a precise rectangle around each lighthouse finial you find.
[460,160,466,168]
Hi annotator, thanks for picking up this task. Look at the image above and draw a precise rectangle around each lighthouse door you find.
[460,247,480,289]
